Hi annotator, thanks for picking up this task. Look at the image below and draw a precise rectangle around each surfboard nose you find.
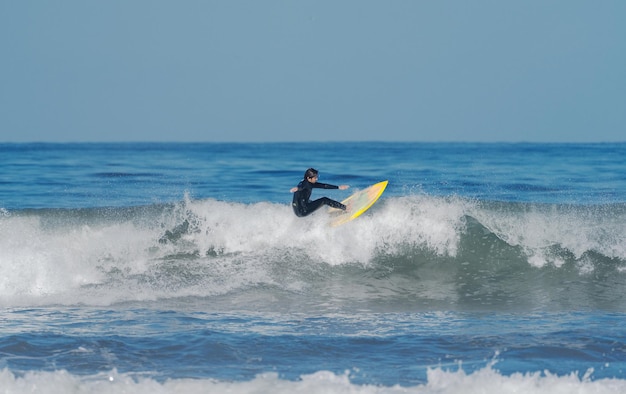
[330,180,388,227]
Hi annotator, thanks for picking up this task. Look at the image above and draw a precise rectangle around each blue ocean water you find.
[1,142,625,393]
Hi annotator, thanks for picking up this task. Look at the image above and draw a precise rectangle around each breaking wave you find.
[1,195,625,311]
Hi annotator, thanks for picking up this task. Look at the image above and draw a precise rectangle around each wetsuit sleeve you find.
[312,182,339,190]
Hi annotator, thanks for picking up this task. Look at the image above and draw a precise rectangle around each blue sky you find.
[1,1,624,142]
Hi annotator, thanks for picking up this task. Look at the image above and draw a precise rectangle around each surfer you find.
[290,168,349,217]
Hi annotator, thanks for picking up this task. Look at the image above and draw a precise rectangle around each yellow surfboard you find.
[329,180,388,227]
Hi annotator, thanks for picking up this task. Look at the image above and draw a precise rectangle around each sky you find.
[1,1,624,143]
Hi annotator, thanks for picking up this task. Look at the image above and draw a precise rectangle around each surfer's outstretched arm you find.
[291,183,348,193]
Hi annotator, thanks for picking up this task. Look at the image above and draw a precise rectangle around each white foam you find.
[183,195,470,266]
[375,195,470,257]
[0,213,158,307]
[1,366,624,394]
[470,202,626,268]
[1,196,623,308]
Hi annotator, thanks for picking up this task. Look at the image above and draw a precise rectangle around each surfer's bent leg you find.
[309,198,346,213]
[293,203,307,217]
[294,198,346,217]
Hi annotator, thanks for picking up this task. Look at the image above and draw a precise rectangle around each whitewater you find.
[1,142,625,393]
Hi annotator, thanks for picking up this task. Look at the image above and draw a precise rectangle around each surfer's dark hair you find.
[304,168,318,179]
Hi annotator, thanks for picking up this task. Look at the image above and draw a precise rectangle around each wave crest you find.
[1,196,625,309]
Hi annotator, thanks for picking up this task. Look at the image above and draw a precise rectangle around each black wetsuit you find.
[292,179,346,217]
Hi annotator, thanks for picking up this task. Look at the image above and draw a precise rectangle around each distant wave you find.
[1,196,625,310]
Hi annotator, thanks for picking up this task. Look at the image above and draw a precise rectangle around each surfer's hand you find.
[290,187,298,193]
[339,185,349,190]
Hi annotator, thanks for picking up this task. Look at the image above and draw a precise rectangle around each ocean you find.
[1,142,625,393]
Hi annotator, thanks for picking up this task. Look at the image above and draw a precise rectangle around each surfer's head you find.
[304,168,319,181]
